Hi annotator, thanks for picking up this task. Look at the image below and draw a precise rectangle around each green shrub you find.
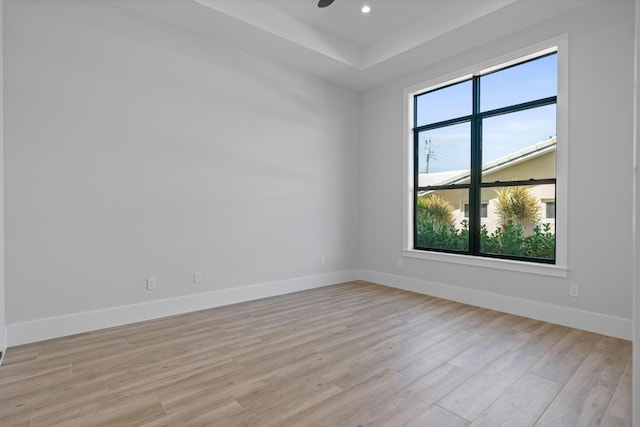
[523,223,555,259]
[416,217,468,251]
[480,220,554,259]
[418,219,554,260]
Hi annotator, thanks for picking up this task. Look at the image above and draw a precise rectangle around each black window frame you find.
[412,52,557,264]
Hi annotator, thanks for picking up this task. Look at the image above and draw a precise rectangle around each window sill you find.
[402,249,568,277]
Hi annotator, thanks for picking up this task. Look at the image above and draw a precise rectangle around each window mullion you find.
[469,76,482,255]
[413,95,420,250]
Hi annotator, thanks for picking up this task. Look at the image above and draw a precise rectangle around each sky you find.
[416,53,557,175]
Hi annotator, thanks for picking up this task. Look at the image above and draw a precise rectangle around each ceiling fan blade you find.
[318,0,335,8]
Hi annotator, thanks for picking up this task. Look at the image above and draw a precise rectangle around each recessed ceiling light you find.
[361,5,371,14]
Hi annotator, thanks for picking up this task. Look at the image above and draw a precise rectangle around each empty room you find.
[0,0,638,426]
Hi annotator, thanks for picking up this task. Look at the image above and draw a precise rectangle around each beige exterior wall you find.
[426,150,556,234]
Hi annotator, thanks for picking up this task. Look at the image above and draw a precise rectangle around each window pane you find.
[479,185,555,260]
[480,53,557,112]
[546,201,556,219]
[464,203,488,218]
[482,105,556,182]
[417,123,471,187]
[415,79,472,127]
[416,189,469,251]
[480,203,488,218]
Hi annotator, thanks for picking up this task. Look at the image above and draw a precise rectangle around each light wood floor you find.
[0,281,632,426]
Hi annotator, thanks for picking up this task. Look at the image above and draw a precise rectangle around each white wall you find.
[360,0,635,337]
[3,0,360,342]
[0,0,6,356]
[633,0,639,424]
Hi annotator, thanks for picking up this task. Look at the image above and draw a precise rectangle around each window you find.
[544,200,556,219]
[464,203,488,218]
[412,50,557,263]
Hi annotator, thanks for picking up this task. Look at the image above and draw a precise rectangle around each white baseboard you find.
[7,269,360,347]
[360,269,633,340]
[7,268,630,347]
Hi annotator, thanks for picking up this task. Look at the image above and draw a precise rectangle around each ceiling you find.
[265,0,459,48]
[115,0,594,90]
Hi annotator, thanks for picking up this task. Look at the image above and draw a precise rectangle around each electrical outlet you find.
[320,256,326,267]
[569,283,579,297]
[193,272,202,284]
[397,258,403,268]
[146,277,156,290]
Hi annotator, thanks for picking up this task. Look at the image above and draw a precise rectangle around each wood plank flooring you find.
[0,281,632,426]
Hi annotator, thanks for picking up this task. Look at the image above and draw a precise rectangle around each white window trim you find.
[402,35,569,278]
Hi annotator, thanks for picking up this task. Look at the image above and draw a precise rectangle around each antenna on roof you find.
[424,138,433,173]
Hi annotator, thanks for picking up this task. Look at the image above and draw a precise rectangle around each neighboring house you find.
[418,137,556,234]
